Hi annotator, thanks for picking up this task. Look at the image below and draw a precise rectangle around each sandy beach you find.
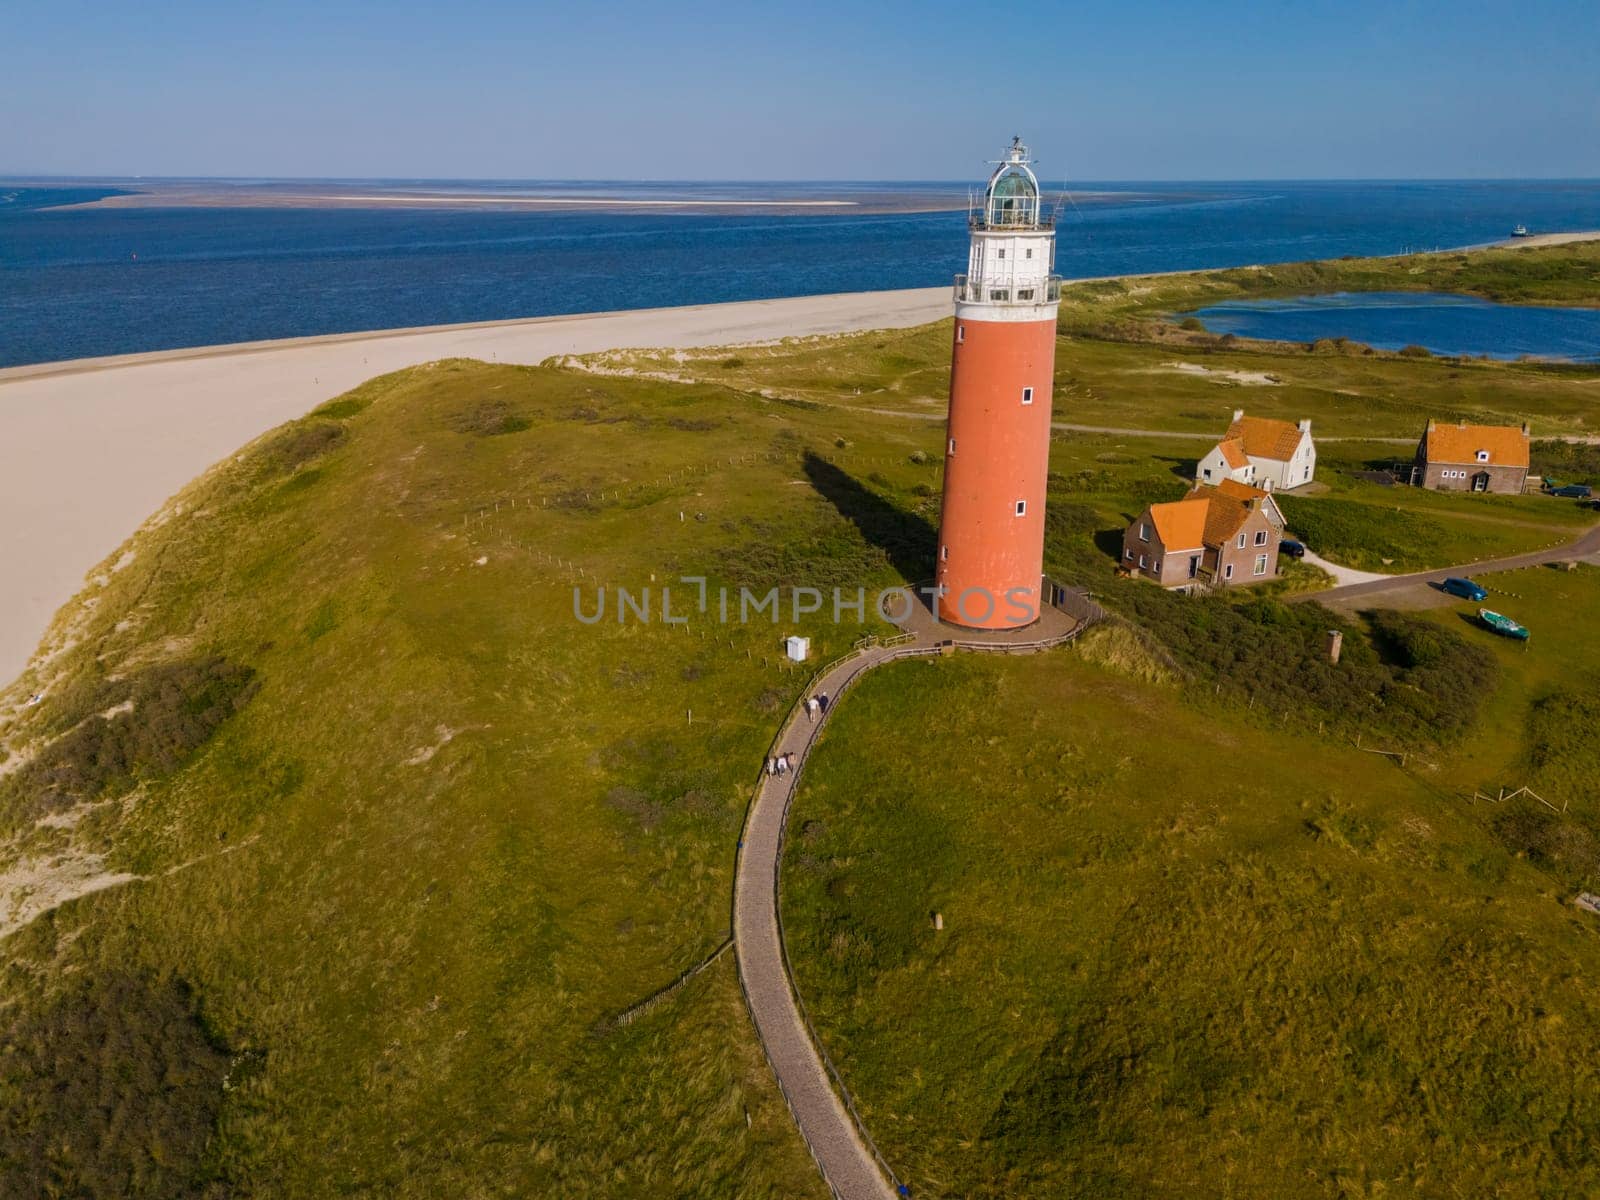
[0,287,949,687]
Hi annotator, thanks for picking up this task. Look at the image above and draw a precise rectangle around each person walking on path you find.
[817,692,829,714]
[805,697,818,722]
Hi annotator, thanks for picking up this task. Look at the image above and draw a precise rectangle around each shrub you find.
[448,399,531,436]
[0,971,233,1198]
[1179,316,1206,332]
[1399,344,1433,358]
[9,657,259,815]
[269,421,345,471]
[1107,590,1495,744]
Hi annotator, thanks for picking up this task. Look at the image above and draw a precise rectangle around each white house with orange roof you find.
[1195,409,1316,492]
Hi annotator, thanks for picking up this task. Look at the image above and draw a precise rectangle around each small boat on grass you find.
[1479,608,1530,640]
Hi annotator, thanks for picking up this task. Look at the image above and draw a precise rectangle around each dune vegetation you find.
[784,561,1600,1198]
[1,241,1597,1196]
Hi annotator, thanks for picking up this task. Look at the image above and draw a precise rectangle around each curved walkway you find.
[733,611,1090,1199]
[1295,519,1600,606]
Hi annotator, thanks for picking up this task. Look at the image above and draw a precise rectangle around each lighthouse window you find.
[948,438,956,455]
[1018,289,1034,300]
[1026,248,1034,259]
[997,248,1005,259]
[1015,500,1027,517]
[1021,387,1034,405]
[990,289,1009,301]
[956,324,965,343]
[941,545,948,561]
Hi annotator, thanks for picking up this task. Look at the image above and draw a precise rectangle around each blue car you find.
[1441,576,1487,601]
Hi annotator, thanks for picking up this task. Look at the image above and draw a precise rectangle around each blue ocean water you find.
[1186,292,1600,362]
[2,180,1599,367]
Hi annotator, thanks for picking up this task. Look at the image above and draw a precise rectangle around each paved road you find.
[733,619,1084,1198]
[1295,519,1600,605]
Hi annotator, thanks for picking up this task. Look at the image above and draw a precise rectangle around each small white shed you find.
[785,635,810,663]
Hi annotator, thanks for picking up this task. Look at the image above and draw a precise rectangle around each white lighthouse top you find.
[955,136,1061,321]
[975,137,1048,230]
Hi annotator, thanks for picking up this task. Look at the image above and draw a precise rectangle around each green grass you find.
[4,240,1600,1195]
[782,584,1600,1195]
[2,359,966,1197]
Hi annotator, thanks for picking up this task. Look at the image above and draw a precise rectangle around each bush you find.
[1399,344,1433,358]
[1179,316,1206,332]
[0,971,233,1198]
[448,399,531,436]
[9,657,259,815]
[1107,590,1495,744]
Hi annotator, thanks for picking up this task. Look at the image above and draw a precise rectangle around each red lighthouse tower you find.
[935,138,1062,629]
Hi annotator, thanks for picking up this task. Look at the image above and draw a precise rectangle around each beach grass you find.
[782,565,1600,1197]
[3,239,1599,1196]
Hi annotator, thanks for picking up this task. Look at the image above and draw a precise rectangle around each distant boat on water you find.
[1511,224,1532,237]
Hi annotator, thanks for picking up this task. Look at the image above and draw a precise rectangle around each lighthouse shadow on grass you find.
[802,452,936,585]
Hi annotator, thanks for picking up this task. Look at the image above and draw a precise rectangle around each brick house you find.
[1412,420,1530,494]
[1195,410,1317,491]
[1123,480,1285,590]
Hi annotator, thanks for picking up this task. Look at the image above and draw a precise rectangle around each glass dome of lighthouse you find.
[982,137,1043,228]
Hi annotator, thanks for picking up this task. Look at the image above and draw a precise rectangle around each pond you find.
[1180,292,1600,362]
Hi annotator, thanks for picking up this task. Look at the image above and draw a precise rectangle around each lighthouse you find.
[934,138,1062,629]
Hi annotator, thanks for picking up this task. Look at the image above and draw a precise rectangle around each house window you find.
[1022,387,1034,405]
[1138,554,1147,569]
[956,325,965,343]
[948,438,956,455]
[1477,449,1489,462]
[1139,523,1150,542]
[1254,553,1268,576]
[1124,547,1134,560]
[1015,500,1027,517]
[1236,533,1246,549]
[1254,530,1268,546]
[1224,563,1234,580]
[1203,468,1212,479]
[1154,559,1162,572]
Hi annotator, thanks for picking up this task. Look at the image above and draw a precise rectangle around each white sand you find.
[0,288,949,687]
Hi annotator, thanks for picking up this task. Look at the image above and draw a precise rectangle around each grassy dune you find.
[2,241,1598,1196]
[0,359,961,1197]
[783,564,1600,1197]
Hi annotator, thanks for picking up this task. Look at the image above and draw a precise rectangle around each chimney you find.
[1232,408,1245,423]
[1326,630,1344,664]
[1298,418,1312,434]
[1522,422,1530,437]
[1426,419,1436,432]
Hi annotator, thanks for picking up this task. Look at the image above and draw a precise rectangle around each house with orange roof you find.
[1412,419,1530,494]
[1195,409,1316,492]
[1123,480,1284,590]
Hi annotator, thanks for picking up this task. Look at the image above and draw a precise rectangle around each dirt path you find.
[733,614,1088,1198]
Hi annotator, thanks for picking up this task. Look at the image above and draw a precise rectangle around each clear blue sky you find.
[4,0,1596,180]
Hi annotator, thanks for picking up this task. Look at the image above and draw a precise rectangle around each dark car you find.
[1550,484,1593,499]
[1279,538,1306,559]
[1441,576,1488,601]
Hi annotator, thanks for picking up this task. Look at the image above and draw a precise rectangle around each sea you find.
[3,179,1599,368]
